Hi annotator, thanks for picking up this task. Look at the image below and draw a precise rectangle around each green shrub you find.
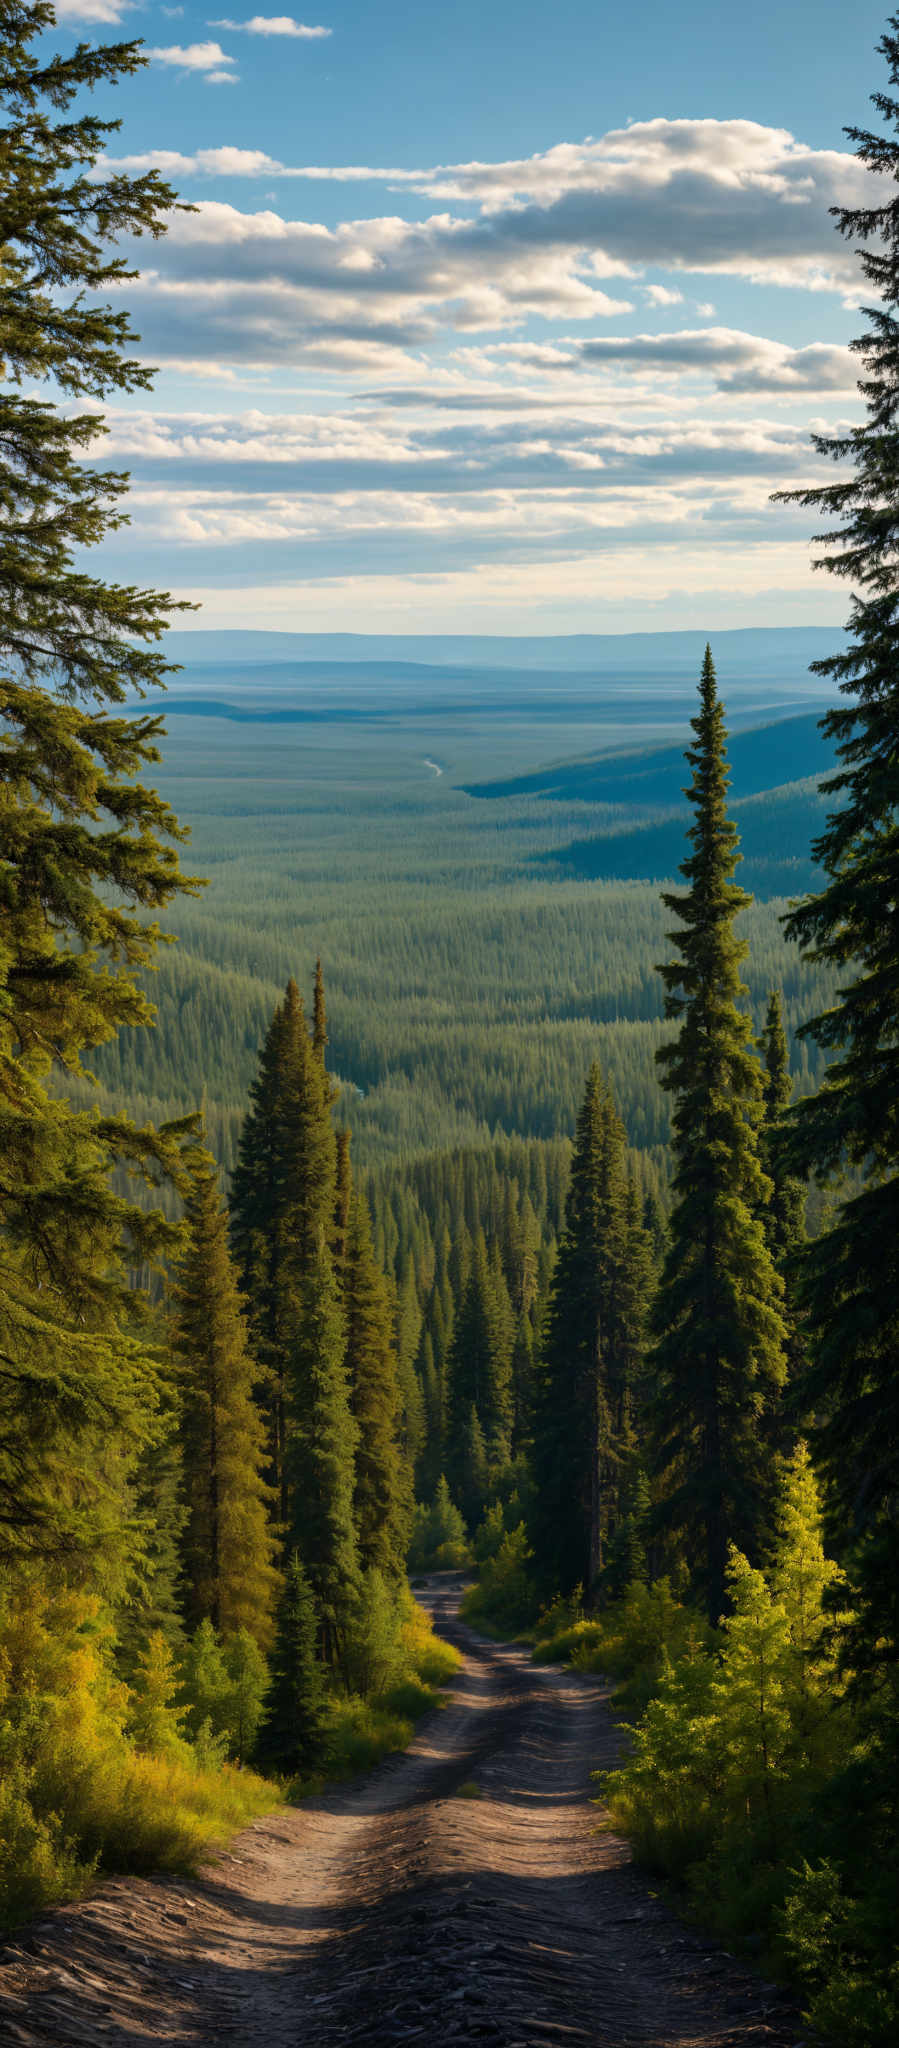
[598,1451,859,1992]
[0,1587,279,1931]
[408,1477,471,1571]
[461,1524,538,1635]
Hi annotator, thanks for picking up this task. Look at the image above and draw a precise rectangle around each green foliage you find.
[174,1154,278,1648]
[256,1552,327,1775]
[600,1449,851,1958]
[0,3,200,1587]
[344,1191,411,1579]
[531,1063,648,1599]
[339,1569,409,1700]
[652,649,787,1621]
[773,26,899,1677]
[0,1586,277,1931]
[128,1632,189,1758]
[178,1619,269,1763]
[534,1577,707,1716]
[408,1475,471,1571]
[461,1524,536,1637]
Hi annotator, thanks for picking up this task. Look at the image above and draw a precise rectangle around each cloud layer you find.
[88,114,866,621]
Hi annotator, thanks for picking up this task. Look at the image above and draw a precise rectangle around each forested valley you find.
[1,9,899,2048]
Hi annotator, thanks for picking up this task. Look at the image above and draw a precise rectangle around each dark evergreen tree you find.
[313,956,328,1065]
[230,976,337,1518]
[652,649,787,1623]
[773,22,899,1664]
[530,1065,641,1599]
[759,991,806,1272]
[759,990,807,1398]
[286,1238,358,1661]
[0,6,198,1582]
[344,1192,411,1579]
[446,1236,513,1496]
[457,1404,489,1530]
[255,1553,326,1774]
[173,1158,278,1649]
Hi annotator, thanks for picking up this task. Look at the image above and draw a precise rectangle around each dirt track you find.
[0,1578,800,2047]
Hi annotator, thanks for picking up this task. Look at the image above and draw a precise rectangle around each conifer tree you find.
[230,977,337,1516]
[759,992,806,1275]
[759,991,806,1393]
[173,1156,278,1648]
[446,1236,513,1488]
[312,957,328,1065]
[0,6,198,1580]
[286,1238,358,1660]
[772,19,899,1665]
[652,650,787,1622]
[256,1553,326,1774]
[530,1065,640,1598]
[344,1192,411,1579]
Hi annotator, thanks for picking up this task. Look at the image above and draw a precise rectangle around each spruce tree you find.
[173,1156,278,1648]
[0,7,198,1580]
[759,991,807,1395]
[230,976,337,1517]
[446,1235,513,1494]
[772,19,899,1666]
[530,1065,640,1598]
[256,1553,327,1774]
[344,1191,411,1579]
[652,650,787,1623]
[286,1237,358,1661]
[759,991,806,1275]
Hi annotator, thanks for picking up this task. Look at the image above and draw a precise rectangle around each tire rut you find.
[0,1577,802,2048]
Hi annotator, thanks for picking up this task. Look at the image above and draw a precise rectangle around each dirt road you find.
[0,1578,799,2047]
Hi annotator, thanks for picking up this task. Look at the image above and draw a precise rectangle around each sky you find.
[49,0,889,633]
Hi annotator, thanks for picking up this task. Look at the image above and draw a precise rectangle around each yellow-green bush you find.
[535,1578,712,1716]
[0,1588,278,1931]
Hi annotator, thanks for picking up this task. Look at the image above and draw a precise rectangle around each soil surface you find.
[0,1577,802,2047]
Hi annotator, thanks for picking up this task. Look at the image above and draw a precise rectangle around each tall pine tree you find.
[344,1191,411,1580]
[286,1237,359,1662]
[173,1154,278,1648]
[773,19,899,1664]
[652,649,787,1623]
[230,977,336,1518]
[0,7,198,1583]
[530,1065,644,1599]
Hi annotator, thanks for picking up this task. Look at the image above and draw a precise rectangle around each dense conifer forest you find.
[1,8,898,2046]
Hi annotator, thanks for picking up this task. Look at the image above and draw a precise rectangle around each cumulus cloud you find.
[497,327,857,395]
[149,42,238,75]
[210,15,331,34]
[54,0,130,17]
[85,113,867,618]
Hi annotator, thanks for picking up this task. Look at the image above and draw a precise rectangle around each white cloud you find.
[643,285,683,306]
[54,0,130,18]
[149,42,238,74]
[209,16,331,35]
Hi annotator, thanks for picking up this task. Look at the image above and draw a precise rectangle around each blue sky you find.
[51,0,888,632]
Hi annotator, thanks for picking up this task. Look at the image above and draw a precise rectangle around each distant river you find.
[422,758,443,777]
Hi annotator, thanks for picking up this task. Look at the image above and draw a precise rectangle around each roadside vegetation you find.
[2,9,898,2044]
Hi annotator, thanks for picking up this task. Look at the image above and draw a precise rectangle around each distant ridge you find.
[162,625,840,676]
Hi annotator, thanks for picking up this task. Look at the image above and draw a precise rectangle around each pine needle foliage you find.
[773,19,899,1670]
[653,649,787,1622]
[256,1552,327,1775]
[286,1237,359,1660]
[344,1190,411,1580]
[531,1063,645,1599]
[0,5,200,1580]
[230,977,337,1518]
[173,1154,278,1649]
